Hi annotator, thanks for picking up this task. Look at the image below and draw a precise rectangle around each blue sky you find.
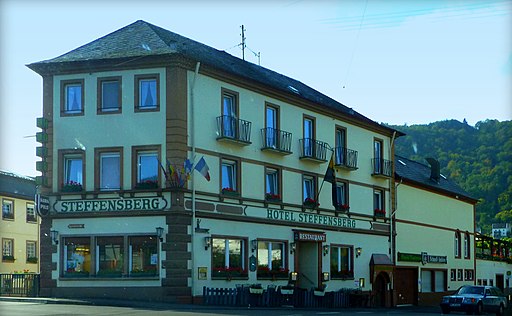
[1,0,510,177]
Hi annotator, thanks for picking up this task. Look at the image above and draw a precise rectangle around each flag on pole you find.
[324,154,338,207]
[324,154,336,184]
[194,156,210,181]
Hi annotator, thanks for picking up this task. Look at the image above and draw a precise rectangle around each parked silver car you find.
[440,285,508,315]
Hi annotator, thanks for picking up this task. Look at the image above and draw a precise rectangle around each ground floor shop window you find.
[63,235,158,278]
[256,240,288,279]
[211,237,248,279]
[330,245,353,279]
[129,236,158,276]
[64,237,91,277]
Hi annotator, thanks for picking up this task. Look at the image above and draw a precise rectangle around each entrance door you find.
[395,267,417,305]
[496,274,504,291]
[297,242,319,289]
[373,272,389,307]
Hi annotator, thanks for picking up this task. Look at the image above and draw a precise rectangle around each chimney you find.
[426,158,440,183]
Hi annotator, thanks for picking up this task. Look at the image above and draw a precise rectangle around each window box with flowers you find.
[257,266,289,280]
[331,270,354,279]
[374,209,386,217]
[335,204,350,212]
[2,255,15,262]
[135,180,159,190]
[26,257,38,264]
[64,270,90,278]
[212,267,248,280]
[221,187,239,196]
[62,181,83,192]
[303,197,319,208]
[279,285,295,295]
[265,193,281,202]
[130,267,157,277]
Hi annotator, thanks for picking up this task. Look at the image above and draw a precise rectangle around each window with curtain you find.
[303,117,314,157]
[139,79,157,108]
[336,182,348,206]
[374,189,385,215]
[330,245,353,279]
[335,128,346,165]
[222,92,237,138]
[265,167,280,200]
[256,241,287,279]
[26,241,37,263]
[464,233,470,259]
[455,231,461,258]
[26,203,36,222]
[303,175,315,202]
[421,270,432,292]
[221,159,237,192]
[2,238,14,259]
[64,83,82,113]
[64,156,83,185]
[265,105,278,147]
[211,237,247,278]
[2,199,14,220]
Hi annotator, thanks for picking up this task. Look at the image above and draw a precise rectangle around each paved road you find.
[0,300,444,316]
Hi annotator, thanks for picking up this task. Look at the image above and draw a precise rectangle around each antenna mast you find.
[240,25,246,61]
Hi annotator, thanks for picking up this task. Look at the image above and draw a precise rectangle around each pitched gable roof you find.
[28,20,402,136]
[395,155,477,203]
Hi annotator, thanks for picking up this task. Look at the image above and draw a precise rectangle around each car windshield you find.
[458,286,484,295]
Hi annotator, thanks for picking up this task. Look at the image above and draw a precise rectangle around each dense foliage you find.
[389,119,512,233]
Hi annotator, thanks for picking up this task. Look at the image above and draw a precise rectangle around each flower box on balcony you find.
[135,180,159,190]
[61,181,83,192]
[2,255,15,262]
[335,204,350,212]
[374,209,386,217]
[221,188,239,196]
[303,198,319,208]
[265,193,281,202]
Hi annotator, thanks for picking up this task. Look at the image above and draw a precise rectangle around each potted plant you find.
[2,255,15,262]
[374,208,386,217]
[62,181,83,192]
[135,180,159,190]
[336,203,350,212]
[249,283,264,294]
[221,187,238,196]
[313,284,327,296]
[303,197,319,208]
[265,193,281,202]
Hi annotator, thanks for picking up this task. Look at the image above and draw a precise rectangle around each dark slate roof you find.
[28,20,401,136]
[394,155,477,203]
[0,171,36,200]
[370,254,393,266]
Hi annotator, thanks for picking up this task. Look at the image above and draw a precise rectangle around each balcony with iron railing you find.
[371,158,393,178]
[299,138,329,162]
[260,127,292,154]
[216,115,252,145]
[334,147,358,170]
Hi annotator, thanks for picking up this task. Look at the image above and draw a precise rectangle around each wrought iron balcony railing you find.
[260,127,292,154]
[216,115,252,145]
[371,158,393,177]
[334,147,358,170]
[299,138,328,162]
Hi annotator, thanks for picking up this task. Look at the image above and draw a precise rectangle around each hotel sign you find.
[266,209,357,229]
[54,197,168,213]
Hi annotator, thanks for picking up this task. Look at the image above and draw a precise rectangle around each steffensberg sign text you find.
[267,209,356,229]
[54,197,167,213]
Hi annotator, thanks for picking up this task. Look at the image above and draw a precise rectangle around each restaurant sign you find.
[398,251,447,265]
[54,196,168,213]
[294,230,326,242]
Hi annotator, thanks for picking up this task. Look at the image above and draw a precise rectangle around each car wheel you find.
[496,303,504,316]
[475,302,483,315]
[441,307,451,314]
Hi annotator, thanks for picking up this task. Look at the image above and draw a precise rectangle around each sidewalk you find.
[0,295,442,313]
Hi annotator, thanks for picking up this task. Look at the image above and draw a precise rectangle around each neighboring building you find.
[0,171,38,273]
[393,156,478,306]
[475,234,512,294]
[492,223,511,240]
[28,20,403,303]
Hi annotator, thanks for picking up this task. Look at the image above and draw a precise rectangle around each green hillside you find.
[389,119,512,233]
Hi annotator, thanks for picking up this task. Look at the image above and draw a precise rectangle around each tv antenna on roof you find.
[240,25,261,65]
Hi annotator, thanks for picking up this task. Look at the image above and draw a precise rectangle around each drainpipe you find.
[389,131,397,264]
[190,62,201,302]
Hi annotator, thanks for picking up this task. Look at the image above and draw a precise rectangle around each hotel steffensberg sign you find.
[54,197,168,213]
[266,208,357,229]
